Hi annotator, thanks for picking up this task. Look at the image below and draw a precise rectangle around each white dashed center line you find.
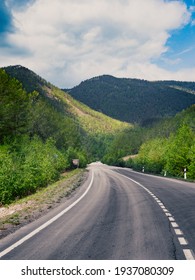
[174,229,183,235]
[183,249,195,260]
[171,222,179,228]
[178,237,188,245]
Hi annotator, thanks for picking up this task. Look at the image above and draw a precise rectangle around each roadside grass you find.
[0,168,87,238]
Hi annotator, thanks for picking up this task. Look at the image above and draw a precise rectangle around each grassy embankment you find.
[0,169,86,238]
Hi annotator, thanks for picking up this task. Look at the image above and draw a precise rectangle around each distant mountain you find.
[64,75,195,126]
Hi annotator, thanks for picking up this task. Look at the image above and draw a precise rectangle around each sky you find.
[0,0,195,88]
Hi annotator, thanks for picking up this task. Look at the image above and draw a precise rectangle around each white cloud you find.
[0,0,192,87]
[117,62,195,82]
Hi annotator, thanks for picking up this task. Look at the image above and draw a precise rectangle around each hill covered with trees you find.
[0,66,130,204]
[65,75,195,126]
[103,105,195,180]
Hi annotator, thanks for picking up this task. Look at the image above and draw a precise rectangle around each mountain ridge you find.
[65,74,195,126]
[2,65,131,136]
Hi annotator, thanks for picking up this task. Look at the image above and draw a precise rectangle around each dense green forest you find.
[103,105,195,180]
[66,75,195,126]
[0,66,129,204]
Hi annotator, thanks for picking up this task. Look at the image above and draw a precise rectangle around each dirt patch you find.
[66,98,88,117]
[0,169,88,239]
[122,154,138,161]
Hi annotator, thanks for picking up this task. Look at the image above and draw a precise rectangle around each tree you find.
[188,143,195,179]
[165,125,194,177]
[0,69,31,141]
[134,137,168,173]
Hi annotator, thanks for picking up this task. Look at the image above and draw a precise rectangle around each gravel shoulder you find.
[0,169,87,239]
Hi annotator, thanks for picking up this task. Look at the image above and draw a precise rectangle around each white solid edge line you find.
[0,171,94,258]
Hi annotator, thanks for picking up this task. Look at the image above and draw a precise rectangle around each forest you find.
[66,74,195,125]
[103,105,195,180]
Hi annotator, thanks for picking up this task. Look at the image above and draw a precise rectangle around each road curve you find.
[0,162,195,260]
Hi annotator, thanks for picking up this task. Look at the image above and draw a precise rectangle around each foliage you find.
[2,65,48,97]
[29,97,81,150]
[127,124,195,179]
[164,125,194,177]
[0,136,69,204]
[0,69,32,141]
[188,144,195,178]
[102,126,144,165]
[131,138,168,174]
[103,105,195,179]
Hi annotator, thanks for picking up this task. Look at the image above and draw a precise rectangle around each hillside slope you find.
[0,66,131,204]
[65,75,195,125]
[3,66,130,136]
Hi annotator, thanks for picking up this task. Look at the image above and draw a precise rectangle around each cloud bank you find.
[1,0,194,87]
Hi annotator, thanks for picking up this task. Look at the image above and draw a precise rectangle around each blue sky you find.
[0,0,195,87]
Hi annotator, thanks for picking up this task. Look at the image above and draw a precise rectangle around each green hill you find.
[0,66,130,204]
[65,75,195,126]
[3,66,130,136]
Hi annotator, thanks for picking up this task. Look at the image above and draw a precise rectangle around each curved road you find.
[0,162,195,260]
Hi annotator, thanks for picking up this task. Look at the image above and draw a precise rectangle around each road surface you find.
[0,162,195,260]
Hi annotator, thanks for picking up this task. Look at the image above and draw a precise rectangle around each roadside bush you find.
[165,125,194,177]
[0,146,16,204]
[188,144,195,179]
[0,136,69,204]
[131,138,167,174]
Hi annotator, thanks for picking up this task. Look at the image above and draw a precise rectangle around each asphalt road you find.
[0,162,195,260]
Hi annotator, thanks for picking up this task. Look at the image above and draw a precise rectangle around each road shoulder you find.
[0,169,87,240]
